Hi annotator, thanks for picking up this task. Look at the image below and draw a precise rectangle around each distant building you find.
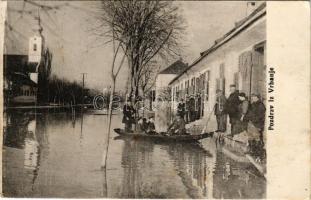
[4,30,46,106]
[155,59,188,102]
[154,59,188,131]
[4,54,38,105]
[169,3,266,128]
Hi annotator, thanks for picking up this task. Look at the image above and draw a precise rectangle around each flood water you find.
[3,110,266,198]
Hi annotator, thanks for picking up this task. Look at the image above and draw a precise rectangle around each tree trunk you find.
[101,77,116,169]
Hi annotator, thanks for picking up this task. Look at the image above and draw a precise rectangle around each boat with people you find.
[113,128,214,143]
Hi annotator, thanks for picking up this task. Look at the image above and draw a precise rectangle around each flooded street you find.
[3,110,266,198]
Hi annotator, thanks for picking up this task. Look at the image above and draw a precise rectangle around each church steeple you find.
[28,10,44,64]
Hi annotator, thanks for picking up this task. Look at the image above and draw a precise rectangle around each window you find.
[234,72,239,90]
[33,44,37,51]
[190,78,195,94]
[218,63,226,94]
[254,41,266,66]
[185,80,189,95]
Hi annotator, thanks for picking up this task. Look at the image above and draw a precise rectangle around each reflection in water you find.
[212,147,266,199]
[24,119,39,170]
[3,111,265,198]
[119,139,155,198]
[164,142,210,198]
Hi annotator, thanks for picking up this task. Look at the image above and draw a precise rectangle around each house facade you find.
[4,33,45,106]
[169,3,266,127]
[4,54,38,105]
[154,59,188,131]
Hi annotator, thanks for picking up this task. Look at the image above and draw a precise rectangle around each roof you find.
[169,2,266,85]
[4,54,41,74]
[12,72,37,87]
[3,54,28,75]
[158,59,188,75]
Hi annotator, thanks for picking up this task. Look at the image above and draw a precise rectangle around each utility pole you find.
[81,73,87,105]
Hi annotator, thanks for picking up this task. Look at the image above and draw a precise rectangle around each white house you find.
[169,2,266,131]
[154,59,188,131]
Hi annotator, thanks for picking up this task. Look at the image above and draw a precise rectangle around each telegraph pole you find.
[81,73,87,105]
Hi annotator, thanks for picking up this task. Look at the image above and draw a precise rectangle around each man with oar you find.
[167,113,187,135]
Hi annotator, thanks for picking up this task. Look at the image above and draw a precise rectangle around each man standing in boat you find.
[215,89,227,132]
[122,99,135,132]
[188,95,196,122]
[177,98,186,120]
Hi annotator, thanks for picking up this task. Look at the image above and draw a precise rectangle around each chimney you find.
[246,1,257,16]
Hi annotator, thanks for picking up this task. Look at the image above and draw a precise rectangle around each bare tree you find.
[97,1,185,99]
[95,0,184,169]
[100,20,128,169]
[139,61,160,97]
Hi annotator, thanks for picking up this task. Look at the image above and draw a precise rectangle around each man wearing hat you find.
[232,92,249,135]
[122,99,135,132]
[246,94,266,139]
[214,89,227,132]
[177,98,186,120]
[224,84,240,135]
[245,93,266,157]
[167,113,186,135]
[237,92,249,122]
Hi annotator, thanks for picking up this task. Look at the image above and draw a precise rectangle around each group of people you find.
[177,94,203,124]
[215,84,265,138]
[122,99,187,136]
[122,100,156,134]
[137,116,156,134]
[123,84,266,147]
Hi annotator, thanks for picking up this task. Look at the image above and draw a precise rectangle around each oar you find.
[201,105,216,134]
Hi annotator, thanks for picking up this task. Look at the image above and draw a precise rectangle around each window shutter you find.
[216,78,220,91]
[251,51,265,101]
[234,72,239,90]
[238,51,252,96]
[219,63,225,78]
[238,50,265,99]
[220,78,225,94]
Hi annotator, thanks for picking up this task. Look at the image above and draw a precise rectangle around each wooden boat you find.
[113,128,214,142]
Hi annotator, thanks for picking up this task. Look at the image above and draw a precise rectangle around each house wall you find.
[155,74,176,91]
[170,15,266,124]
[155,74,177,132]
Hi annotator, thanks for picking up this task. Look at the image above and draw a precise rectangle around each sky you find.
[5,1,247,91]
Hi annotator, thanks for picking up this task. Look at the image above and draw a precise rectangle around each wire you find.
[23,0,60,11]
[5,21,28,40]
